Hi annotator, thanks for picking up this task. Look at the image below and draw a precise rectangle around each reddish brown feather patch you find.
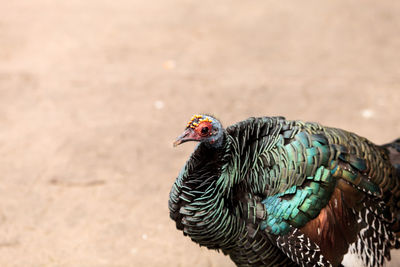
[300,188,359,267]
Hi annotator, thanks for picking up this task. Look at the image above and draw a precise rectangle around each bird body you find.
[169,115,400,267]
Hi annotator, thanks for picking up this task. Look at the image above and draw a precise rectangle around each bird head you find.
[173,114,224,148]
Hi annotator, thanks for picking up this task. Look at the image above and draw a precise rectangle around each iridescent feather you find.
[169,115,400,267]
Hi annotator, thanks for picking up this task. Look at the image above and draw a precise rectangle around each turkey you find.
[169,114,400,267]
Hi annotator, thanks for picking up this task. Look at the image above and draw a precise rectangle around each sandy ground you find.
[0,0,399,266]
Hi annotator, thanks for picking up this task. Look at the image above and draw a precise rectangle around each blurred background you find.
[0,0,399,266]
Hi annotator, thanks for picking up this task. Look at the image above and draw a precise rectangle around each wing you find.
[260,129,396,266]
[260,130,382,233]
[226,117,398,266]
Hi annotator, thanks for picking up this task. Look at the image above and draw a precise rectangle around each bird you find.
[169,114,400,267]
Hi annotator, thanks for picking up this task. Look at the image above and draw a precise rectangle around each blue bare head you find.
[173,114,225,149]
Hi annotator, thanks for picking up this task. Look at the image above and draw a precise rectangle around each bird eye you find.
[200,126,209,135]
[195,121,213,137]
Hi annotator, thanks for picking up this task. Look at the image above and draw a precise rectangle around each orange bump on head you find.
[186,114,204,128]
[199,117,212,123]
[184,115,214,136]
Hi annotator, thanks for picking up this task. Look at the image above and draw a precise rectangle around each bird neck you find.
[169,134,244,249]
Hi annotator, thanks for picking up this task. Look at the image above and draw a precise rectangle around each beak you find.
[173,128,200,147]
